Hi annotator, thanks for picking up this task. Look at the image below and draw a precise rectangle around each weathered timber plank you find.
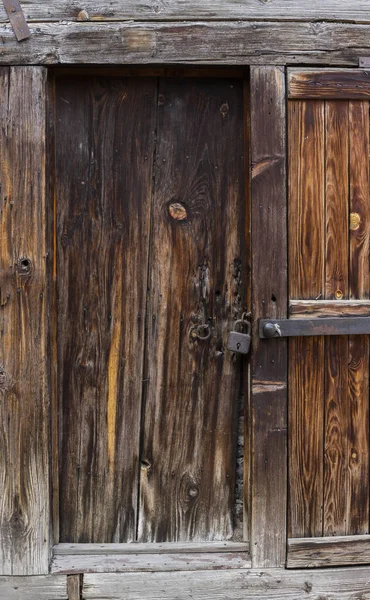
[288,535,370,568]
[347,100,370,534]
[67,575,80,600]
[139,77,246,542]
[54,542,249,555]
[289,69,370,99]
[55,76,157,542]
[0,576,67,599]
[1,1,370,22]
[288,100,325,538]
[289,299,370,317]
[52,551,251,574]
[83,567,370,599]
[0,21,370,66]
[250,67,287,567]
[0,67,50,575]
[323,101,350,536]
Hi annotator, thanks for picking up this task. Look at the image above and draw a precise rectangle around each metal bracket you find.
[2,0,30,41]
[359,57,370,68]
[259,317,370,339]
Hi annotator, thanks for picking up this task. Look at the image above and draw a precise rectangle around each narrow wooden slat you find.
[139,78,246,542]
[288,100,325,538]
[54,542,248,555]
[289,70,370,99]
[2,1,370,23]
[323,101,350,536]
[290,299,370,318]
[347,100,370,534]
[83,567,370,600]
[67,575,80,600]
[1,22,370,67]
[250,66,287,567]
[0,576,67,599]
[52,551,251,574]
[55,76,157,542]
[288,535,370,568]
[0,67,50,575]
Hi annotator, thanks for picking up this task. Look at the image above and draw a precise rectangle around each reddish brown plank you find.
[0,67,50,574]
[288,100,325,538]
[250,66,287,567]
[55,76,157,542]
[288,69,370,100]
[138,77,246,542]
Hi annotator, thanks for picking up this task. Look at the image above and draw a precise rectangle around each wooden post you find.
[0,67,50,574]
[250,66,288,568]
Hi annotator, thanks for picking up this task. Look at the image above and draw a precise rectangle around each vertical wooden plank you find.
[0,67,50,574]
[138,78,246,542]
[250,66,287,567]
[56,76,157,542]
[347,100,369,534]
[288,100,325,538]
[324,101,350,536]
[67,575,81,600]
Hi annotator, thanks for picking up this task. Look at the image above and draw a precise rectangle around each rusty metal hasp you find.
[259,317,370,339]
[3,0,30,41]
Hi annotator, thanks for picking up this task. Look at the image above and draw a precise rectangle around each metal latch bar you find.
[259,317,370,339]
[2,0,30,41]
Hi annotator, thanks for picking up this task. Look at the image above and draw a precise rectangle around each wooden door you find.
[286,69,370,568]
[52,71,249,547]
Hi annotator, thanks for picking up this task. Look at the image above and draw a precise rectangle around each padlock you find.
[227,319,251,355]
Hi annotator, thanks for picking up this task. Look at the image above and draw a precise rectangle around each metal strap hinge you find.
[259,317,370,339]
[2,0,30,41]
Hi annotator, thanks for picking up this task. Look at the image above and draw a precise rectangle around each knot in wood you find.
[17,257,32,276]
[350,212,361,230]
[76,9,90,21]
[220,102,229,118]
[0,366,11,392]
[169,202,187,221]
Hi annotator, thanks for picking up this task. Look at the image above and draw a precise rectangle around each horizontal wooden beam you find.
[0,21,370,65]
[1,1,370,23]
[0,576,67,599]
[83,566,370,599]
[289,69,370,98]
[53,542,248,555]
[290,299,370,318]
[287,535,370,568]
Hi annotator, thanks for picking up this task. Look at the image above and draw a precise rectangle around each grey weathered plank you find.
[0,21,370,66]
[289,69,370,99]
[54,542,248,555]
[83,567,370,599]
[250,67,287,568]
[0,576,67,599]
[1,1,370,22]
[287,535,370,568]
[290,299,370,318]
[51,551,251,574]
[0,67,50,575]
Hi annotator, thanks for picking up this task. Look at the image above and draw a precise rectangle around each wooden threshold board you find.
[287,535,370,568]
[51,542,251,574]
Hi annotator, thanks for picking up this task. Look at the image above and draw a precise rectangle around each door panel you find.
[54,74,248,544]
[287,76,370,566]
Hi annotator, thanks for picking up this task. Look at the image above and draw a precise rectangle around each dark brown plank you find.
[56,76,157,542]
[1,22,370,67]
[138,77,246,542]
[289,69,370,99]
[0,67,50,574]
[288,535,370,568]
[347,100,370,534]
[323,101,350,536]
[288,100,325,538]
[250,67,287,567]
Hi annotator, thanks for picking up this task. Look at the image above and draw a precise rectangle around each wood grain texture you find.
[67,575,80,600]
[289,299,370,318]
[138,78,246,543]
[288,99,325,539]
[250,67,287,567]
[83,567,370,600]
[1,1,370,22]
[289,69,370,99]
[0,67,50,575]
[52,551,251,574]
[0,576,67,599]
[1,21,370,66]
[55,76,157,542]
[288,535,370,568]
